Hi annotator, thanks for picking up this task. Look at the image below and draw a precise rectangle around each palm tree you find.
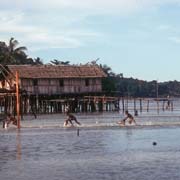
[99,64,114,76]
[0,37,28,65]
[0,41,8,65]
[6,37,27,64]
[117,73,124,78]
[50,59,70,65]
[33,57,43,65]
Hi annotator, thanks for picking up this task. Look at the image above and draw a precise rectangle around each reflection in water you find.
[16,130,21,160]
[126,128,133,137]
[125,128,133,151]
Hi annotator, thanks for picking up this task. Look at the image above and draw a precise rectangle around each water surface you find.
[1,124,180,180]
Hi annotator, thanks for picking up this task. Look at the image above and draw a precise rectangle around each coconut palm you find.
[50,59,70,65]
[0,41,8,65]
[6,37,28,64]
[0,37,28,65]
[99,64,114,76]
[33,57,43,65]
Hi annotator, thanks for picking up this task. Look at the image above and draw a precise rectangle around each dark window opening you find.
[33,79,38,86]
[85,79,89,86]
[59,79,64,87]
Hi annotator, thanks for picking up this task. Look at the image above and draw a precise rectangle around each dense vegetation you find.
[101,65,180,97]
[0,37,180,97]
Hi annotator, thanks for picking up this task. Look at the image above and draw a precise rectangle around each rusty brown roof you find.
[8,65,107,79]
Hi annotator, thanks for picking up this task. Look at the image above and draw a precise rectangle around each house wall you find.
[20,78,102,95]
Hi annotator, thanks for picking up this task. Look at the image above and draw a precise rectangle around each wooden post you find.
[122,97,125,112]
[126,98,128,110]
[156,80,159,114]
[16,71,20,129]
[157,99,159,114]
[118,98,121,111]
[140,99,142,112]
[77,128,80,136]
[162,100,165,111]
[147,100,149,112]
[134,98,136,113]
[171,101,173,111]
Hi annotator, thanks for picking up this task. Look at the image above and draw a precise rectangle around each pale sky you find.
[1,0,180,82]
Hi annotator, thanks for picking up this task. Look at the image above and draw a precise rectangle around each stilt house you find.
[6,65,106,95]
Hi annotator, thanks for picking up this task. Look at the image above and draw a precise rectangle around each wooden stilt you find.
[157,99,159,113]
[147,100,149,112]
[134,98,136,114]
[140,99,142,113]
[122,98,125,112]
[162,100,165,111]
[16,71,20,129]
[171,101,173,111]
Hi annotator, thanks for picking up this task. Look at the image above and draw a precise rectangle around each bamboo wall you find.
[20,78,102,95]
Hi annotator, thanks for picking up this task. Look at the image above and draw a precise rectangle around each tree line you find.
[0,37,180,97]
[101,64,180,97]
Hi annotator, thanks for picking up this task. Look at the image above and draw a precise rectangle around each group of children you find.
[2,108,136,129]
[63,106,137,127]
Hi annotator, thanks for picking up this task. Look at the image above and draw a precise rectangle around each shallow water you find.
[18,110,180,128]
[1,125,180,180]
[1,108,180,180]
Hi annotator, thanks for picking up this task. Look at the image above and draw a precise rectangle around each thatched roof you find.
[8,65,107,79]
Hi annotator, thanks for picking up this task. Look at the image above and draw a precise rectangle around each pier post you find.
[171,101,173,111]
[140,99,142,113]
[126,98,128,110]
[122,98,125,112]
[157,99,159,113]
[147,100,149,112]
[16,71,20,129]
[162,100,165,111]
[134,98,136,114]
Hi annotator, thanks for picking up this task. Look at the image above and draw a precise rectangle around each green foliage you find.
[102,77,116,93]
[0,37,27,65]
[103,76,180,97]
[100,64,180,97]
[0,37,44,65]
[33,57,43,65]
[50,59,70,65]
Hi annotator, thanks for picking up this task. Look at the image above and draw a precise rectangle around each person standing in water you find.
[118,110,137,126]
[63,106,81,127]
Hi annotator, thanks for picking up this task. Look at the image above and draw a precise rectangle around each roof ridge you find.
[7,65,106,78]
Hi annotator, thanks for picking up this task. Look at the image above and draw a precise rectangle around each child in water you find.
[118,110,137,126]
[63,107,81,127]
[2,113,17,129]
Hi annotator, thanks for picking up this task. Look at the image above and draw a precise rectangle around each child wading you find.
[2,113,17,129]
[63,107,81,127]
[118,110,137,126]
